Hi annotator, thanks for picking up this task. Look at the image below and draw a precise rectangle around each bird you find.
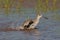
[16,14,42,30]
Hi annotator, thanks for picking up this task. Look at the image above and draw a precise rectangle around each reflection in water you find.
[22,29,40,36]
[20,29,41,40]
[0,28,42,40]
[0,28,41,36]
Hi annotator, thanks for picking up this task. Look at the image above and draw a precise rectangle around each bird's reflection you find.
[0,27,43,36]
[22,29,41,36]
[20,29,41,40]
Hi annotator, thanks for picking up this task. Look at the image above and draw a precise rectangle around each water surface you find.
[0,9,60,40]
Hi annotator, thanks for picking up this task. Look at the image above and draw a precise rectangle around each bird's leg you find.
[34,27,38,29]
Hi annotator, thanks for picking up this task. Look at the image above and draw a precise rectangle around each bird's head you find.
[38,14,42,18]
[37,14,42,19]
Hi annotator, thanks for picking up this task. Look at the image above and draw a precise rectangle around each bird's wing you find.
[21,19,32,26]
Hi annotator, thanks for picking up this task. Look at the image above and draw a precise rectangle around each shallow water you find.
[0,9,60,40]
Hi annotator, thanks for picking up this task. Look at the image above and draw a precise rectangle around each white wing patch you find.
[28,20,39,29]
[22,19,32,27]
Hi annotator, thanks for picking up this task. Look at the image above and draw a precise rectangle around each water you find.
[0,9,60,40]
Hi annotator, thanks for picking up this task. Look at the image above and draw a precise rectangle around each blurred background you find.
[0,0,60,14]
[0,0,60,40]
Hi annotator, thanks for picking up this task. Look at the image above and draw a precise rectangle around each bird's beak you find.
[42,16,48,19]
